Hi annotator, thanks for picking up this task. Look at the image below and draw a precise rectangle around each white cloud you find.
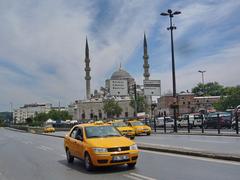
[0,0,163,110]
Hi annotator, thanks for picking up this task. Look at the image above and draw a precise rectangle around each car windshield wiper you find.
[104,134,120,137]
[88,135,103,138]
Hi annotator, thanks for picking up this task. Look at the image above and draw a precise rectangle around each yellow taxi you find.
[108,120,135,140]
[43,125,55,133]
[127,120,151,136]
[64,121,139,171]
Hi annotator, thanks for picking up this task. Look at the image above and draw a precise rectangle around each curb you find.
[4,127,240,162]
[137,143,240,162]
[151,132,240,137]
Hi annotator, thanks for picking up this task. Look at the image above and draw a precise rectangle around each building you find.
[157,93,221,116]
[69,97,134,120]
[105,65,136,96]
[69,34,152,120]
[194,96,221,113]
[13,103,52,124]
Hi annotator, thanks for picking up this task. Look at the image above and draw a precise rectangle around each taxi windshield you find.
[85,126,121,138]
[112,122,127,127]
[130,121,144,126]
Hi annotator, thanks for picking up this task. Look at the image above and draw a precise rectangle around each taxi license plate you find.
[112,155,129,161]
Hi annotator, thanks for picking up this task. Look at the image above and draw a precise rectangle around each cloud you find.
[0,0,163,110]
[0,0,239,111]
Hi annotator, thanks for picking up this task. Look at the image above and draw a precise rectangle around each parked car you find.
[179,113,205,128]
[204,112,232,129]
[155,117,174,128]
[177,114,194,128]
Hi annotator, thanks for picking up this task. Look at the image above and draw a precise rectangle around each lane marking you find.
[0,171,8,180]
[123,174,141,180]
[36,145,53,151]
[129,173,157,180]
[137,142,201,151]
[22,141,33,145]
[141,149,240,166]
[189,139,230,144]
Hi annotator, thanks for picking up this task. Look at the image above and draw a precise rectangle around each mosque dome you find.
[111,68,133,80]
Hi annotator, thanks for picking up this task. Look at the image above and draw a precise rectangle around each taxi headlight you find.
[93,148,108,153]
[130,144,138,150]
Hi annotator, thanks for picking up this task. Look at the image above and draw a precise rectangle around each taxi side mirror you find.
[76,135,83,141]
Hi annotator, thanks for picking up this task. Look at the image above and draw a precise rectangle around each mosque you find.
[69,34,151,120]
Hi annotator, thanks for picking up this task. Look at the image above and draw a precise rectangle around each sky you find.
[0,0,240,111]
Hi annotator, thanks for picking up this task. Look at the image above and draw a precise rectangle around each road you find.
[0,127,240,180]
[51,131,240,155]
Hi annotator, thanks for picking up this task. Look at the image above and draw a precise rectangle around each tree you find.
[214,86,240,111]
[103,99,123,118]
[130,95,149,113]
[32,110,72,126]
[192,82,224,96]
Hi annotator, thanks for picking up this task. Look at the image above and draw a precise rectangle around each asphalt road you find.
[1,127,240,180]
[51,131,240,155]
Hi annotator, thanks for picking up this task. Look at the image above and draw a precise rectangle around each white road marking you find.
[141,149,240,166]
[22,141,33,144]
[189,139,230,144]
[0,171,8,180]
[137,142,201,151]
[123,174,141,180]
[36,145,53,151]
[129,173,157,180]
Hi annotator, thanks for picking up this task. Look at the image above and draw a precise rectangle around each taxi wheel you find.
[84,153,94,171]
[147,132,151,136]
[130,136,135,140]
[127,163,136,169]
[66,149,74,163]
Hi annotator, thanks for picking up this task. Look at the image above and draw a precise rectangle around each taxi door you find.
[68,127,78,156]
[74,127,84,159]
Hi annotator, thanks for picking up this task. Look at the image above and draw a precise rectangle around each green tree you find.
[32,110,72,126]
[130,95,149,113]
[192,82,224,96]
[0,116,3,126]
[33,112,48,125]
[214,86,240,111]
[103,99,123,118]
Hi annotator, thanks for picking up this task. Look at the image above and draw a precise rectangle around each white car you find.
[156,117,175,128]
[178,113,204,128]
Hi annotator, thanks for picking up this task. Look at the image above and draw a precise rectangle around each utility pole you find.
[198,70,206,94]
[134,84,138,117]
[161,9,181,132]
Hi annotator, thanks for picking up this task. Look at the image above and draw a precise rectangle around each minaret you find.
[143,33,150,80]
[85,38,91,99]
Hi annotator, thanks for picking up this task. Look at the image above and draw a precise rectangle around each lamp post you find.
[198,70,206,113]
[161,9,181,133]
[198,70,206,86]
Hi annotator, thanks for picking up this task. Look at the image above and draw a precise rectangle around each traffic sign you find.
[110,80,128,96]
[144,80,161,96]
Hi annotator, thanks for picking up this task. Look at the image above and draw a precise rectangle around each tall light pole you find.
[198,70,206,85]
[161,9,181,133]
[198,70,206,113]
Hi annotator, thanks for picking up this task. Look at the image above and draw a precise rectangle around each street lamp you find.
[198,70,206,113]
[161,9,181,133]
[198,70,206,85]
